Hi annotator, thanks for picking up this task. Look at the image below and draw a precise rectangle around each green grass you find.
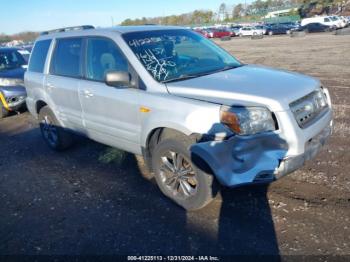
[98,147,126,165]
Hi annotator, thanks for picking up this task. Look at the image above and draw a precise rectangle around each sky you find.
[1,0,248,34]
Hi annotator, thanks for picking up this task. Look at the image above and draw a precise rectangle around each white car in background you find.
[238,26,264,36]
[301,16,344,29]
[330,16,347,28]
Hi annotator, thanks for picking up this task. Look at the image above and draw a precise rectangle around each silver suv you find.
[25,25,333,210]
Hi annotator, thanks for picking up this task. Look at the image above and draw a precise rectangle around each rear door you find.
[79,37,141,154]
[25,39,52,115]
[46,37,85,131]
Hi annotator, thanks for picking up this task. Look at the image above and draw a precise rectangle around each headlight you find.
[0,78,24,86]
[6,95,26,107]
[220,106,276,135]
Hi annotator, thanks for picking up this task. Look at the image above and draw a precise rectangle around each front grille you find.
[290,89,328,128]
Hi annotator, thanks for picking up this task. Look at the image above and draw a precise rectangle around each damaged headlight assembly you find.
[220,106,276,135]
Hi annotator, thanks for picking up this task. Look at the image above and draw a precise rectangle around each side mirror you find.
[105,71,130,87]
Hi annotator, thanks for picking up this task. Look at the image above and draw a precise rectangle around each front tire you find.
[38,106,73,151]
[152,135,218,211]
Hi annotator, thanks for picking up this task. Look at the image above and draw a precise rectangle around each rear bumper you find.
[191,118,332,187]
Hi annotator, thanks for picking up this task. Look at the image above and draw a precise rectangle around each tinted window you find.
[86,38,128,82]
[28,40,51,73]
[51,38,82,78]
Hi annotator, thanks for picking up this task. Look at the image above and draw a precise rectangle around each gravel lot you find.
[0,33,349,258]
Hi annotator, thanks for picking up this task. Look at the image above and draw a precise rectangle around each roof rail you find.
[40,25,95,35]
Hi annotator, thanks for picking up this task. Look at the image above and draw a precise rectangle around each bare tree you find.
[218,3,228,21]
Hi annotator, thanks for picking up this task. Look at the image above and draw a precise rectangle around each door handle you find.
[83,90,94,98]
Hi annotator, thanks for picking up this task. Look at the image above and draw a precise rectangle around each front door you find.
[79,37,141,154]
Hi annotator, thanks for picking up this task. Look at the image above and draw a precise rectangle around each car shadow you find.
[0,120,280,258]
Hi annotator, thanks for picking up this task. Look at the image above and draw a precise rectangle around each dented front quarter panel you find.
[190,113,333,187]
[191,133,288,186]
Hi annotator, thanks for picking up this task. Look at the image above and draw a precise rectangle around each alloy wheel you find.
[159,150,198,199]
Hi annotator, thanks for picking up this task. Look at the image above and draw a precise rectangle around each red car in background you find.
[194,29,212,38]
[195,28,232,38]
[212,28,232,38]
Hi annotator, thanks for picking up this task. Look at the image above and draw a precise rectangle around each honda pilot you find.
[25,25,333,210]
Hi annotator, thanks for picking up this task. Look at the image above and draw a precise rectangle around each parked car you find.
[296,23,335,33]
[301,16,342,29]
[210,28,232,38]
[265,24,290,35]
[0,48,27,118]
[238,26,264,36]
[229,26,242,35]
[255,25,267,35]
[25,25,333,210]
[194,29,212,38]
[329,16,347,28]
[225,28,237,37]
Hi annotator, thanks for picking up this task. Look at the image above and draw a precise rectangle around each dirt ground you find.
[0,33,349,258]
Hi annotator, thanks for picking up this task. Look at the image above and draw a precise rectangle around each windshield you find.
[123,29,241,82]
[0,50,26,71]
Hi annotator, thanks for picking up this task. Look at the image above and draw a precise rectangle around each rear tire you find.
[38,106,73,151]
[152,134,218,211]
[0,102,9,119]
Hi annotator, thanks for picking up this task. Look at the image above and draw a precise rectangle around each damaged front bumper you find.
[274,125,331,179]
[191,124,332,187]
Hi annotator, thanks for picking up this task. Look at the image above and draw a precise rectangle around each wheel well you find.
[36,100,47,114]
[143,127,209,173]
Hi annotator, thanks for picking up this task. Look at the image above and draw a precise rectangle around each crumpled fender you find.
[190,133,288,187]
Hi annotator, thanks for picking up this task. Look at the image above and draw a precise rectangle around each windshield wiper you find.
[162,64,243,84]
[162,74,203,83]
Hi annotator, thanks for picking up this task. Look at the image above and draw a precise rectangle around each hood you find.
[0,85,27,97]
[0,67,26,79]
[166,65,320,111]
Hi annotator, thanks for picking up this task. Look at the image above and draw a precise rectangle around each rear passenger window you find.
[28,40,51,73]
[85,38,128,82]
[50,38,82,78]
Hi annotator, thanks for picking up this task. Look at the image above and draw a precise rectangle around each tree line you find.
[1,0,347,43]
[121,0,347,26]
[0,31,39,44]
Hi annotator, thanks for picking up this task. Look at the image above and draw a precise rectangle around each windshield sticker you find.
[128,37,162,47]
[136,49,176,81]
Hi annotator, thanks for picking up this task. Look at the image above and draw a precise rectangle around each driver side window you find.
[86,38,128,82]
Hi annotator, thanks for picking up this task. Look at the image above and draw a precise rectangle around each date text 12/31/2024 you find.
[127,256,220,261]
